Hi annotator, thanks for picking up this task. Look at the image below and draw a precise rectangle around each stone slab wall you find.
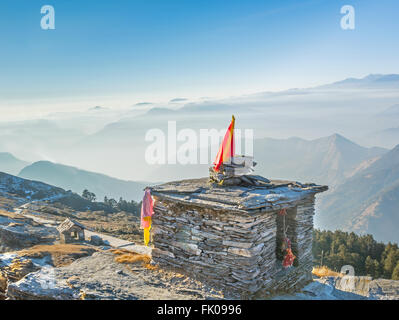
[151,196,315,297]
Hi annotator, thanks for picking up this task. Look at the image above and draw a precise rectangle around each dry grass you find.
[18,244,98,267]
[7,222,24,228]
[65,276,80,289]
[0,210,24,220]
[312,266,343,278]
[110,248,153,269]
[109,249,131,255]
[144,263,159,271]
[115,254,151,264]
[79,290,87,300]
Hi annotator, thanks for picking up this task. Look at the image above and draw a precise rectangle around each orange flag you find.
[213,115,235,172]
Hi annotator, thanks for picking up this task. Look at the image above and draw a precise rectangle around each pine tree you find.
[383,250,399,278]
[365,256,374,276]
[373,260,381,278]
[392,263,399,280]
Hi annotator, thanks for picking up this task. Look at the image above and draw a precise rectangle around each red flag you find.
[213,115,235,172]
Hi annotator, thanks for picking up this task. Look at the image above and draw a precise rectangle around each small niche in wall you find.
[276,207,299,267]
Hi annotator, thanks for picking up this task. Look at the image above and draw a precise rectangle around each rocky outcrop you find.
[0,255,42,299]
[0,172,68,201]
[273,276,399,300]
[369,279,399,300]
[0,214,57,253]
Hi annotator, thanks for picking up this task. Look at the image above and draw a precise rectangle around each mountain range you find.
[254,134,387,187]
[145,133,387,185]
[1,74,398,181]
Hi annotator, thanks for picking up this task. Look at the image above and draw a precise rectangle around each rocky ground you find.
[6,250,224,300]
[0,197,225,300]
[0,244,99,299]
[5,245,399,300]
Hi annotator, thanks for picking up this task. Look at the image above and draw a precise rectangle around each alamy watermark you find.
[340,265,356,291]
[144,121,254,165]
[41,5,55,30]
[341,5,355,30]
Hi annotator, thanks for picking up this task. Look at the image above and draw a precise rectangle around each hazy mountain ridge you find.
[379,104,399,117]
[367,126,399,149]
[0,152,30,176]
[254,134,387,187]
[319,74,399,89]
[19,161,147,202]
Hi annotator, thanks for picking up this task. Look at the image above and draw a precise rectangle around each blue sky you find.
[0,0,398,111]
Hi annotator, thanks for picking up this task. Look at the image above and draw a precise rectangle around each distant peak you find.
[319,133,360,148]
[328,133,350,142]
[24,160,67,170]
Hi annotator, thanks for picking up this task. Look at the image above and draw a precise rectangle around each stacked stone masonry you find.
[150,177,327,297]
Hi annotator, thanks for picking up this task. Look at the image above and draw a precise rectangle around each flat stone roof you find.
[149,177,328,212]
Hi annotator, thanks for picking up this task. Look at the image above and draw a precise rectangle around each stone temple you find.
[149,174,328,298]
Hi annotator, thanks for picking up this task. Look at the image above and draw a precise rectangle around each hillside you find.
[0,171,113,212]
[317,144,399,243]
[0,153,29,176]
[19,161,146,202]
[0,171,70,201]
